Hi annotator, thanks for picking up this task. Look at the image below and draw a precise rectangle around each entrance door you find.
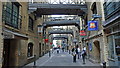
[2,39,10,68]
[39,43,41,57]
[94,41,100,63]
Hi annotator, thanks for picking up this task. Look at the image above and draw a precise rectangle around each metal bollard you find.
[102,62,106,68]
[69,50,70,54]
[49,51,51,57]
[34,55,36,66]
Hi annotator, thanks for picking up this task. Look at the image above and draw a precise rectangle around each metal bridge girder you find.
[48,30,73,35]
[29,3,87,15]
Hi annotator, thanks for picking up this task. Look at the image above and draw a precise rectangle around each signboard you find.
[80,30,86,37]
[50,42,52,45]
[88,20,98,31]
[44,39,48,43]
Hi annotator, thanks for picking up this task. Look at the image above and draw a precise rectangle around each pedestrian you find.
[57,48,59,54]
[75,45,79,59]
[77,46,81,59]
[71,46,77,62]
[62,47,64,52]
[49,50,51,57]
[81,49,87,64]
[50,48,53,53]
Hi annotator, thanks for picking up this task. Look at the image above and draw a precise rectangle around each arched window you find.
[27,42,33,57]
[91,2,97,14]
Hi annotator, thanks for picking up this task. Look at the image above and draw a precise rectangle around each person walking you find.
[77,46,81,59]
[81,49,87,64]
[57,48,60,54]
[62,47,64,52]
[72,46,77,63]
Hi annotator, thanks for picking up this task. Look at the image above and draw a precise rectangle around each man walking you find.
[77,46,80,59]
[81,49,87,64]
[72,46,77,62]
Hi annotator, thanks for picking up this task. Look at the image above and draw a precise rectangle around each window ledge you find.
[4,25,20,32]
[108,58,115,62]
[27,56,34,60]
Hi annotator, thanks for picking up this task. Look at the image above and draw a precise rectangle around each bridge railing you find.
[45,16,80,21]
[29,0,85,4]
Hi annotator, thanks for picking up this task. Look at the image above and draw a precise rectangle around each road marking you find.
[39,54,55,66]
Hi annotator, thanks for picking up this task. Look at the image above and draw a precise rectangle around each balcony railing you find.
[2,5,22,29]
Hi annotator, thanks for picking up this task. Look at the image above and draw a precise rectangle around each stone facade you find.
[0,1,3,68]
[0,2,43,67]
[82,2,109,65]
[103,1,120,67]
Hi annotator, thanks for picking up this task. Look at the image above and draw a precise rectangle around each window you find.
[29,17,34,30]
[113,25,119,32]
[104,2,120,17]
[108,35,115,59]
[91,2,97,14]
[2,2,21,29]
[27,43,33,57]
[114,33,120,61]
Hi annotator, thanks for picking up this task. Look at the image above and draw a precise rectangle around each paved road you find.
[25,49,100,67]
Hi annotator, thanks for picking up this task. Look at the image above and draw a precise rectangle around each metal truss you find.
[29,0,85,4]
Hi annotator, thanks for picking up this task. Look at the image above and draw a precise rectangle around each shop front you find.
[106,24,120,67]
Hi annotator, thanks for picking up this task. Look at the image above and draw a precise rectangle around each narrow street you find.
[25,49,100,67]
[0,0,120,68]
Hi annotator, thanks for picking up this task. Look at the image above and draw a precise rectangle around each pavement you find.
[23,49,101,68]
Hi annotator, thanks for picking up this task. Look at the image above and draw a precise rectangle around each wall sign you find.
[88,20,98,31]
[80,30,86,38]
[44,39,48,43]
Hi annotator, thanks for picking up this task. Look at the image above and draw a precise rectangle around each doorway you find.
[2,39,10,67]
[39,43,42,57]
[93,41,101,63]
[2,39,18,67]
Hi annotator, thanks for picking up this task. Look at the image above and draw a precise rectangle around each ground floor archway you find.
[93,40,101,63]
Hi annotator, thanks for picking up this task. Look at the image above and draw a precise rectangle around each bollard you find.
[34,55,36,66]
[69,50,70,54]
[49,51,51,57]
[102,62,106,68]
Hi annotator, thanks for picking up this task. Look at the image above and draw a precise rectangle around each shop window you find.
[108,35,115,59]
[114,33,120,61]
[27,43,33,57]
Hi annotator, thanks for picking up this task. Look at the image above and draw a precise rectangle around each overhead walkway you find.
[52,35,68,40]
[48,30,73,35]
[40,20,80,29]
[29,0,87,16]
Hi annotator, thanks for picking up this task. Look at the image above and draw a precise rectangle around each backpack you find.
[82,50,87,56]
[72,48,74,52]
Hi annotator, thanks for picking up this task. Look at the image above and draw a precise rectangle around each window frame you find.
[2,2,21,29]
[28,16,34,31]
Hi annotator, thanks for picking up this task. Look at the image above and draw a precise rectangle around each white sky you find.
[51,15,68,17]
